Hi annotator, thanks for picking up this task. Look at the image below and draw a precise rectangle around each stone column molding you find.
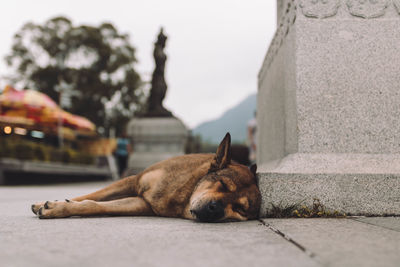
[276,0,400,21]
[299,0,341,18]
[258,0,400,217]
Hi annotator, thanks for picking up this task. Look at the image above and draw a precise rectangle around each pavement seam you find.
[350,217,400,233]
[259,219,325,266]
[259,220,316,258]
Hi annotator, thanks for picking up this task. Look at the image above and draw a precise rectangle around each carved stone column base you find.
[258,0,400,217]
[259,153,400,216]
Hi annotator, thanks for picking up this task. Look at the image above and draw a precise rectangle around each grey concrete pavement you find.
[0,182,399,267]
[0,182,317,267]
[263,218,400,267]
[353,217,400,232]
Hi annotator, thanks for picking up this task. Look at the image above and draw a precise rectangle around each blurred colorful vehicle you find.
[0,85,96,137]
[0,85,58,109]
[0,86,119,183]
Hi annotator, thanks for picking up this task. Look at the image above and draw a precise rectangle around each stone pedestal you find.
[127,117,188,174]
[258,0,400,216]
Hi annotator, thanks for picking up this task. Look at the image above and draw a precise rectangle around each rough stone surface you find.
[259,153,400,174]
[258,0,400,216]
[295,17,400,154]
[259,172,400,217]
[262,218,400,267]
[0,183,319,267]
[127,117,188,174]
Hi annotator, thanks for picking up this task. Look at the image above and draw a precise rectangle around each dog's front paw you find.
[31,202,46,215]
[36,200,73,219]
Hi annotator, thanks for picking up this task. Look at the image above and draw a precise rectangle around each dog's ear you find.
[250,164,257,177]
[209,133,231,172]
[249,164,259,186]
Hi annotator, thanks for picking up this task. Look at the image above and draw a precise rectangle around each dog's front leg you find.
[36,197,154,219]
[71,175,139,202]
[31,175,140,215]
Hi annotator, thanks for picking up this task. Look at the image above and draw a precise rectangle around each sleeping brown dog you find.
[31,133,261,222]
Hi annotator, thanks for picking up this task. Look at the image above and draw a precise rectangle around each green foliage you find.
[33,145,47,161]
[269,203,298,218]
[70,151,95,165]
[185,133,201,154]
[14,142,35,160]
[5,17,145,135]
[50,148,71,163]
[293,198,346,218]
[196,139,218,153]
[268,198,346,218]
[0,138,95,165]
[0,139,14,158]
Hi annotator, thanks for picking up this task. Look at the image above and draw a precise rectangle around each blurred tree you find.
[4,16,145,136]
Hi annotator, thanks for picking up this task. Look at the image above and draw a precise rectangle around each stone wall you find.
[258,0,400,217]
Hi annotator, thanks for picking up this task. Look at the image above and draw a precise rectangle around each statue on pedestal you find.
[127,28,188,174]
[142,28,173,117]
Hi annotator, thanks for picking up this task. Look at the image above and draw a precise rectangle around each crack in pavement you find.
[259,219,323,265]
[350,217,400,233]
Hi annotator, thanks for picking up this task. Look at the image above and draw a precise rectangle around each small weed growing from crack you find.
[268,198,346,218]
[269,203,298,218]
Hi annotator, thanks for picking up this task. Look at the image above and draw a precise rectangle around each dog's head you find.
[189,133,261,222]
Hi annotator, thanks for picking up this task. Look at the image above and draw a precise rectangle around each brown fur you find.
[31,133,261,222]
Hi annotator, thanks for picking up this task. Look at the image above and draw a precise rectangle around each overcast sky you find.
[0,0,276,128]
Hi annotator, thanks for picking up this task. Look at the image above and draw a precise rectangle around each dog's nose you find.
[207,201,218,212]
[191,201,224,222]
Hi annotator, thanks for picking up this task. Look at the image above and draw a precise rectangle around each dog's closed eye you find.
[219,180,229,191]
[219,178,237,192]
[233,204,246,216]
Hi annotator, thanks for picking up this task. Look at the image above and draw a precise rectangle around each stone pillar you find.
[276,0,290,25]
[258,0,400,217]
[127,117,188,174]
[277,0,284,24]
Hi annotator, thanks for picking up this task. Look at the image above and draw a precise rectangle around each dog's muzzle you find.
[190,200,225,223]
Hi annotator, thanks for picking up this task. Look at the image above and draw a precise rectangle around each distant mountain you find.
[193,93,256,144]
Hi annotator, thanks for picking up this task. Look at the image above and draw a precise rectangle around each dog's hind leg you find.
[37,197,154,219]
[31,175,140,215]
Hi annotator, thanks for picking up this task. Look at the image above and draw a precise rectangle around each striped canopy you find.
[0,85,95,133]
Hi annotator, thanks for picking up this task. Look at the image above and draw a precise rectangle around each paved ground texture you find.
[0,182,399,267]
